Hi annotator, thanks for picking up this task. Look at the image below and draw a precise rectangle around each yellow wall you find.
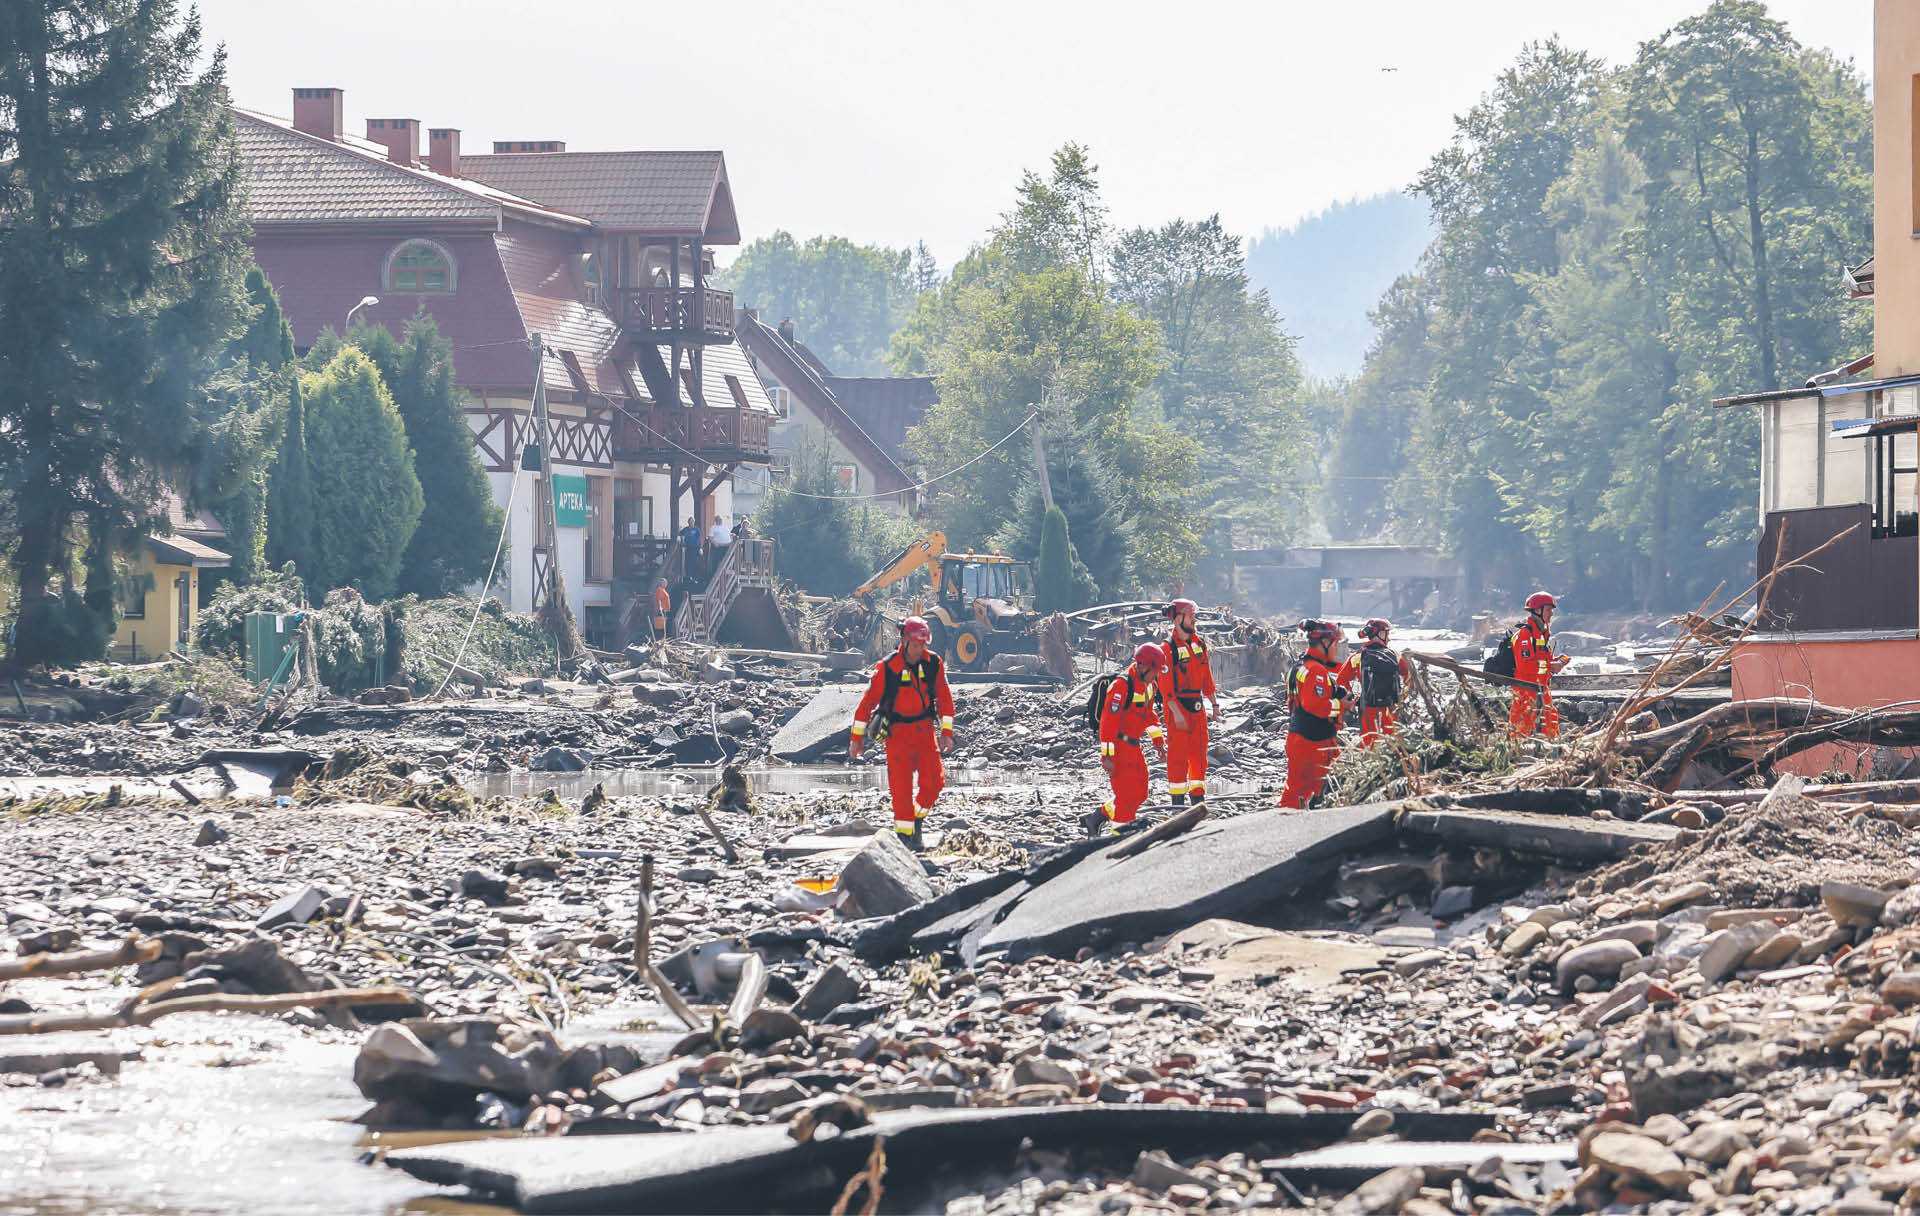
[112,556,200,660]
[1877,0,1920,376]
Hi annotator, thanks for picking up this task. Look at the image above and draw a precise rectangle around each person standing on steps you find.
[1278,620,1349,809]
[1156,598,1218,808]
[1342,617,1409,747]
[708,514,732,580]
[848,616,954,852]
[1085,643,1169,839]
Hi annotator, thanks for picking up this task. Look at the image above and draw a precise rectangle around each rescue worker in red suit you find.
[1340,618,1410,747]
[1084,643,1168,839]
[1509,591,1569,739]
[1279,620,1350,809]
[1156,598,1219,807]
[848,617,954,851]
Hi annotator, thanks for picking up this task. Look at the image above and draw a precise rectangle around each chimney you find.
[291,87,343,141]
[366,118,420,166]
[491,140,567,154]
[777,318,796,343]
[427,128,461,176]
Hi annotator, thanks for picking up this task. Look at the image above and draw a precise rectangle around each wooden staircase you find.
[674,539,791,649]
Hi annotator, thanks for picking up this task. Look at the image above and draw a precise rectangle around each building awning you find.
[1716,372,1920,409]
[145,534,231,568]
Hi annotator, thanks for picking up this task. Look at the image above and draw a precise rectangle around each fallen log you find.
[1673,777,1920,805]
[0,935,161,981]
[1108,805,1208,859]
[1405,650,1539,692]
[0,986,413,1036]
[1622,698,1920,791]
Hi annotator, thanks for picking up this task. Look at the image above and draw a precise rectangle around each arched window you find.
[386,239,455,293]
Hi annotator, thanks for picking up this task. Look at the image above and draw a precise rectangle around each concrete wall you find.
[1878,0,1920,377]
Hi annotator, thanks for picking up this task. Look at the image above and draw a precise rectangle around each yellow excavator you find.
[853,530,1041,671]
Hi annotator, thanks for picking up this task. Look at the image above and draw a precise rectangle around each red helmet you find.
[1300,619,1341,646]
[1132,642,1166,671]
[1362,617,1390,640]
[1163,598,1198,619]
[1525,591,1557,614]
[900,616,932,644]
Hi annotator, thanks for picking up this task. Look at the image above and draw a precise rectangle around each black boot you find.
[1189,793,1205,811]
[1169,793,1188,808]
[898,826,923,853]
[1081,809,1107,839]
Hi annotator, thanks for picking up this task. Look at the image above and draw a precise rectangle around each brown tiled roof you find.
[234,110,585,228]
[823,376,938,468]
[735,313,909,492]
[458,151,739,241]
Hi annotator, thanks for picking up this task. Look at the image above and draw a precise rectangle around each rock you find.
[1881,970,1920,1007]
[738,1077,808,1114]
[835,831,934,919]
[532,747,592,773]
[1582,974,1654,1029]
[1653,881,1712,913]
[459,869,511,906]
[1587,1131,1691,1192]
[255,885,328,930]
[1394,950,1449,977]
[1012,1055,1076,1089]
[1132,1150,1209,1194]
[1340,861,1428,909]
[5,901,56,925]
[193,819,228,847]
[1556,939,1642,992]
[1696,921,1777,984]
[353,1018,561,1115]
[1334,1166,1425,1215]
[739,1007,805,1050]
[1501,921,1549,958]
[15,926,79,956]
[715,709,755,736]
[792,963,864,1022]
[1743,930,1802,971]
[1882,885,1920,928]
[1525,905,1573,927]
[1823,881,1892,927]
[1431,885,1475,919]
[1674,1121,1750,1167]
[700,656,734,683]
[1348,1109,1395,1139]
[1580,921,1656,951]
[1641,1114,1689,1145]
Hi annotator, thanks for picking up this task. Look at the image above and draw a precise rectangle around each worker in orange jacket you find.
[1279,620,1349,809]
[1084,643,1168,839]
[1340,617,1409,747]
[650,578,671,642]
[1156,598,1219,807]
[849,616,955,851]
[1509,591,1569,739]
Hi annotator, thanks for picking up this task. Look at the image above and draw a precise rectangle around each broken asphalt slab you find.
[885,804,1400,964]
[383,1103,1496,1214]
[1396,806,1682,863]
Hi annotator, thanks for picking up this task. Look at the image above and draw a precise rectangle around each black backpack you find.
[1360,646,1402,708]
[1484,629,1518,679]
[1083,670,1141,732]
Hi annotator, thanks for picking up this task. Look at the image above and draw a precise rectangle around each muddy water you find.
[0,1013,489,1216]
[467,764,1276,802]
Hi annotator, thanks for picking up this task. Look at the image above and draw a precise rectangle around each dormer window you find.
[386,239,455,293]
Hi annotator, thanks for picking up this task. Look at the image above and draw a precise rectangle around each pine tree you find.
[349,314,503,596]
[203,268,299,585]
[298,349,424,600]
[1034,505,1093,612]
[265,375,315,581]
[0,0,250,664]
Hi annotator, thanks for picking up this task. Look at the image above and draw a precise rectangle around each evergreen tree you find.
[0,0,249,664]
[298,349,424,601]
[758,445,869,596]
[1033,505,1094,612]
[349,314,502,596]
[202,268,299,585]
[265,375,315,581]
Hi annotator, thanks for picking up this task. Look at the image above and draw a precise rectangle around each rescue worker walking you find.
[1156,598,1219,807]
[1085,643,1168,839]
[1279,620,1350,810]
[1508,591,1569,739]
[849,617,955,851]
[1342,618,1409,746]
[649,577,671,643]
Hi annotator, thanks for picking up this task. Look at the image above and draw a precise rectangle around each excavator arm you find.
[853,530,948,600]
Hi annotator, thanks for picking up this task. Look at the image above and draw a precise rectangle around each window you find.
[766,385,792,418]
[833,463,859,495]
[583,252,602,306]
[386,239,455,293]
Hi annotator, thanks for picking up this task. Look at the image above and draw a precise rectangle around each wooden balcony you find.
[620,286,735,344]
[614,536,675,581]
[612,403,771,463]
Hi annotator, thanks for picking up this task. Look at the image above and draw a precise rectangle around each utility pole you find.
[530,333,583,667]
[1029,398,1054,511]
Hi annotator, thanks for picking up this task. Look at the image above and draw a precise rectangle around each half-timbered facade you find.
[234,88,772,645]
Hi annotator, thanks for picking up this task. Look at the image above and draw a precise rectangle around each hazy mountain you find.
[1246,192,1434,379]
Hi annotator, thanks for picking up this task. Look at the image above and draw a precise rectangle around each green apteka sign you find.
[553,475,589,528]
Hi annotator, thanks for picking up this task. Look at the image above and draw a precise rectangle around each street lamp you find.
[345,295,378,330]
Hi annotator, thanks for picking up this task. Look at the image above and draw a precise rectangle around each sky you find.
[198,0,1873,266]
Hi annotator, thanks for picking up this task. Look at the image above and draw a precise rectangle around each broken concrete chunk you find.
[459,869,511,906]
[1695,921,1777,984]
[193,819,228,847]
[836,831,934,920]
[791,963,864,1022]
[255,884,328,930]
[354,1017,562,1115]
[1822,881,1892,928]
[1131,1149,1209,1194]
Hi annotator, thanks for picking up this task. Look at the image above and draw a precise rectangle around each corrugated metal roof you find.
[458,150,738,239]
